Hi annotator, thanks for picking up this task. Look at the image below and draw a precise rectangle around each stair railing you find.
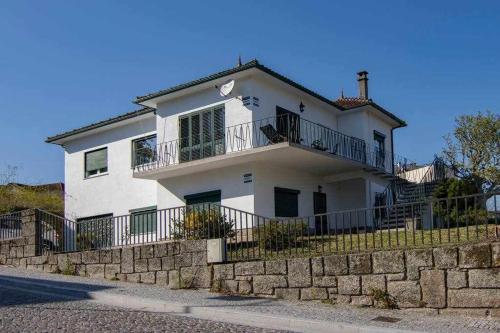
[408,156,447,201]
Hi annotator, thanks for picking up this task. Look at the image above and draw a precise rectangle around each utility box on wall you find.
[207,238,226,263]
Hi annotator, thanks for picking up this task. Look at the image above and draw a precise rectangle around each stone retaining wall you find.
[1,211,499,317]
[0,209,39,265]
[212,242,500,316]
[4,239,210,289]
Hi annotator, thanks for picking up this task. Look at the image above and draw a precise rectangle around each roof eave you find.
[46,107,156,145]
[339,102,406,128]
[133,60,343,112]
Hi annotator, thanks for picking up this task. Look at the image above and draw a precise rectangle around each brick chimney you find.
[357,71,368,100]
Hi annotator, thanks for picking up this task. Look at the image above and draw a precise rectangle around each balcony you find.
[133,115,406,179]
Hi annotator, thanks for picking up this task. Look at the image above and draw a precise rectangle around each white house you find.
[47,60,407,242]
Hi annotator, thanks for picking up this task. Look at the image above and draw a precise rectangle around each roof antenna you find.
[237,54,242,67]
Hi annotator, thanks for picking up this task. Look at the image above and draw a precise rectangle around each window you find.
[130,207,157,235]
[76,213,113,249]
[374,131,385,153]
[184,190,221,206]
[274,187,300,217]
[85,148,108,178]
[132,135,157,167]
[373,131,386,168]
[179,106,225,162]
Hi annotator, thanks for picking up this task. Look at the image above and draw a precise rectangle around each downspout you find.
[390,128,395,175]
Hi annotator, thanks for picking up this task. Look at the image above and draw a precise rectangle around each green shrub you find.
[432,179,490,227]
[257,220,307,251]
[173,207,235,240]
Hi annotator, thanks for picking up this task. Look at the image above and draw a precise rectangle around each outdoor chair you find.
[260,124,286,144]
[311,140,328,151]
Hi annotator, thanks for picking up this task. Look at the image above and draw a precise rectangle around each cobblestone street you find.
[0,266,498,333]
[0,287,288,333]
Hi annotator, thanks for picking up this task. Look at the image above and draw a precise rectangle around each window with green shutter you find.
[184,190,221,206]
[130,207,157,235]
[179,106,225,162]
[274,187,300,217]
[85,148,108,178]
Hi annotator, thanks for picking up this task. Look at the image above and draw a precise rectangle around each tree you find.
[442,111,499,193]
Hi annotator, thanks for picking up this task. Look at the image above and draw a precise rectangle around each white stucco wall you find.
[155,77,254,145]
[64,116,157,220]
[251,75,339,130]
[157,163,254,212]
[253,163,338,218]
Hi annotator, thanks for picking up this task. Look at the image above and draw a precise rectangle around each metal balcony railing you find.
[133,115,405,174]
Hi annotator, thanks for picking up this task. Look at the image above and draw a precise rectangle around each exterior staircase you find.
[377,158,448,229]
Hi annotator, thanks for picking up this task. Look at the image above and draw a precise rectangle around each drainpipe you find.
[390,128,395,175]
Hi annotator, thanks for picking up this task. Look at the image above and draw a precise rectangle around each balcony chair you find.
[260,124,286,144]
[311,140,328,152]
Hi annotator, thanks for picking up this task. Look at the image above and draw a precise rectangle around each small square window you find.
[85,148,108,178]
[132,135,157,167]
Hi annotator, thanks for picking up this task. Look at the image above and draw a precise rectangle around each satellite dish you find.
[219,79,235,97]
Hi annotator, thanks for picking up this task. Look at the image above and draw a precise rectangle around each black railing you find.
[379,157,449,208]
[34,192,499,262]
[133,115,406,175]
[0,211,22,240]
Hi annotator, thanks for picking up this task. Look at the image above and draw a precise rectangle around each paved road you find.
[0,283,288,333]
[0,266,498,333]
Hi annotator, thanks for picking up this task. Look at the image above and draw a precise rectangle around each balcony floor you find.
[133,142,387,180]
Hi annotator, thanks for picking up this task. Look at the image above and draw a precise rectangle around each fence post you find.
[20,209,41,257]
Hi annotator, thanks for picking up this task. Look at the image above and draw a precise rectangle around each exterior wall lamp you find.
[299,101,305,112]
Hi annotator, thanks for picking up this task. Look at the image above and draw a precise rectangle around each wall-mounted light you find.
[299,101,305,113]
[318,185,322,193]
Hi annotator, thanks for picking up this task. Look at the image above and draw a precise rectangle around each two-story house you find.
[47,60,406,240]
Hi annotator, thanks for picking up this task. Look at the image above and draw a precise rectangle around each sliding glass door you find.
[179,106,225,163]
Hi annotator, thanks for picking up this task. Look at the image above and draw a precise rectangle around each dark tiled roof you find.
[135,59,405,127]
[47,60,406,144]
[135,60,341,109]
[46,107,155,144]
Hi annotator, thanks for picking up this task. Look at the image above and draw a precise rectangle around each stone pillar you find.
[20,209,40,257]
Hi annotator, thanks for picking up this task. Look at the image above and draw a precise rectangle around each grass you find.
[226,224,498,261]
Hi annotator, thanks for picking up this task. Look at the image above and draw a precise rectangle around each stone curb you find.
[0,275,423,333]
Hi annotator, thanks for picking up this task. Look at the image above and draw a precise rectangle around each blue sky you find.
[0,0,499,184]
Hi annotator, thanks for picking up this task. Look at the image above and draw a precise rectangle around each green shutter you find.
[179,106,225,162]
[130,208,157,235]
[214,108,225,154]
[274,187,299,217]
[202,111,213,158]
[85,148,107,176]
[185,190,221,206]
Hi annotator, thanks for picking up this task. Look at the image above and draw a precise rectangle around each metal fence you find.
[133,114,410,175]
[0,211,22,240]
[33,191,499,261]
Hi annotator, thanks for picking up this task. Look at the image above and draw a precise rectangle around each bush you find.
[432,178,480,199]
[257,220,307,251]
[0,185,63,215]
[432,178,489,227]
[173,207,235,240]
